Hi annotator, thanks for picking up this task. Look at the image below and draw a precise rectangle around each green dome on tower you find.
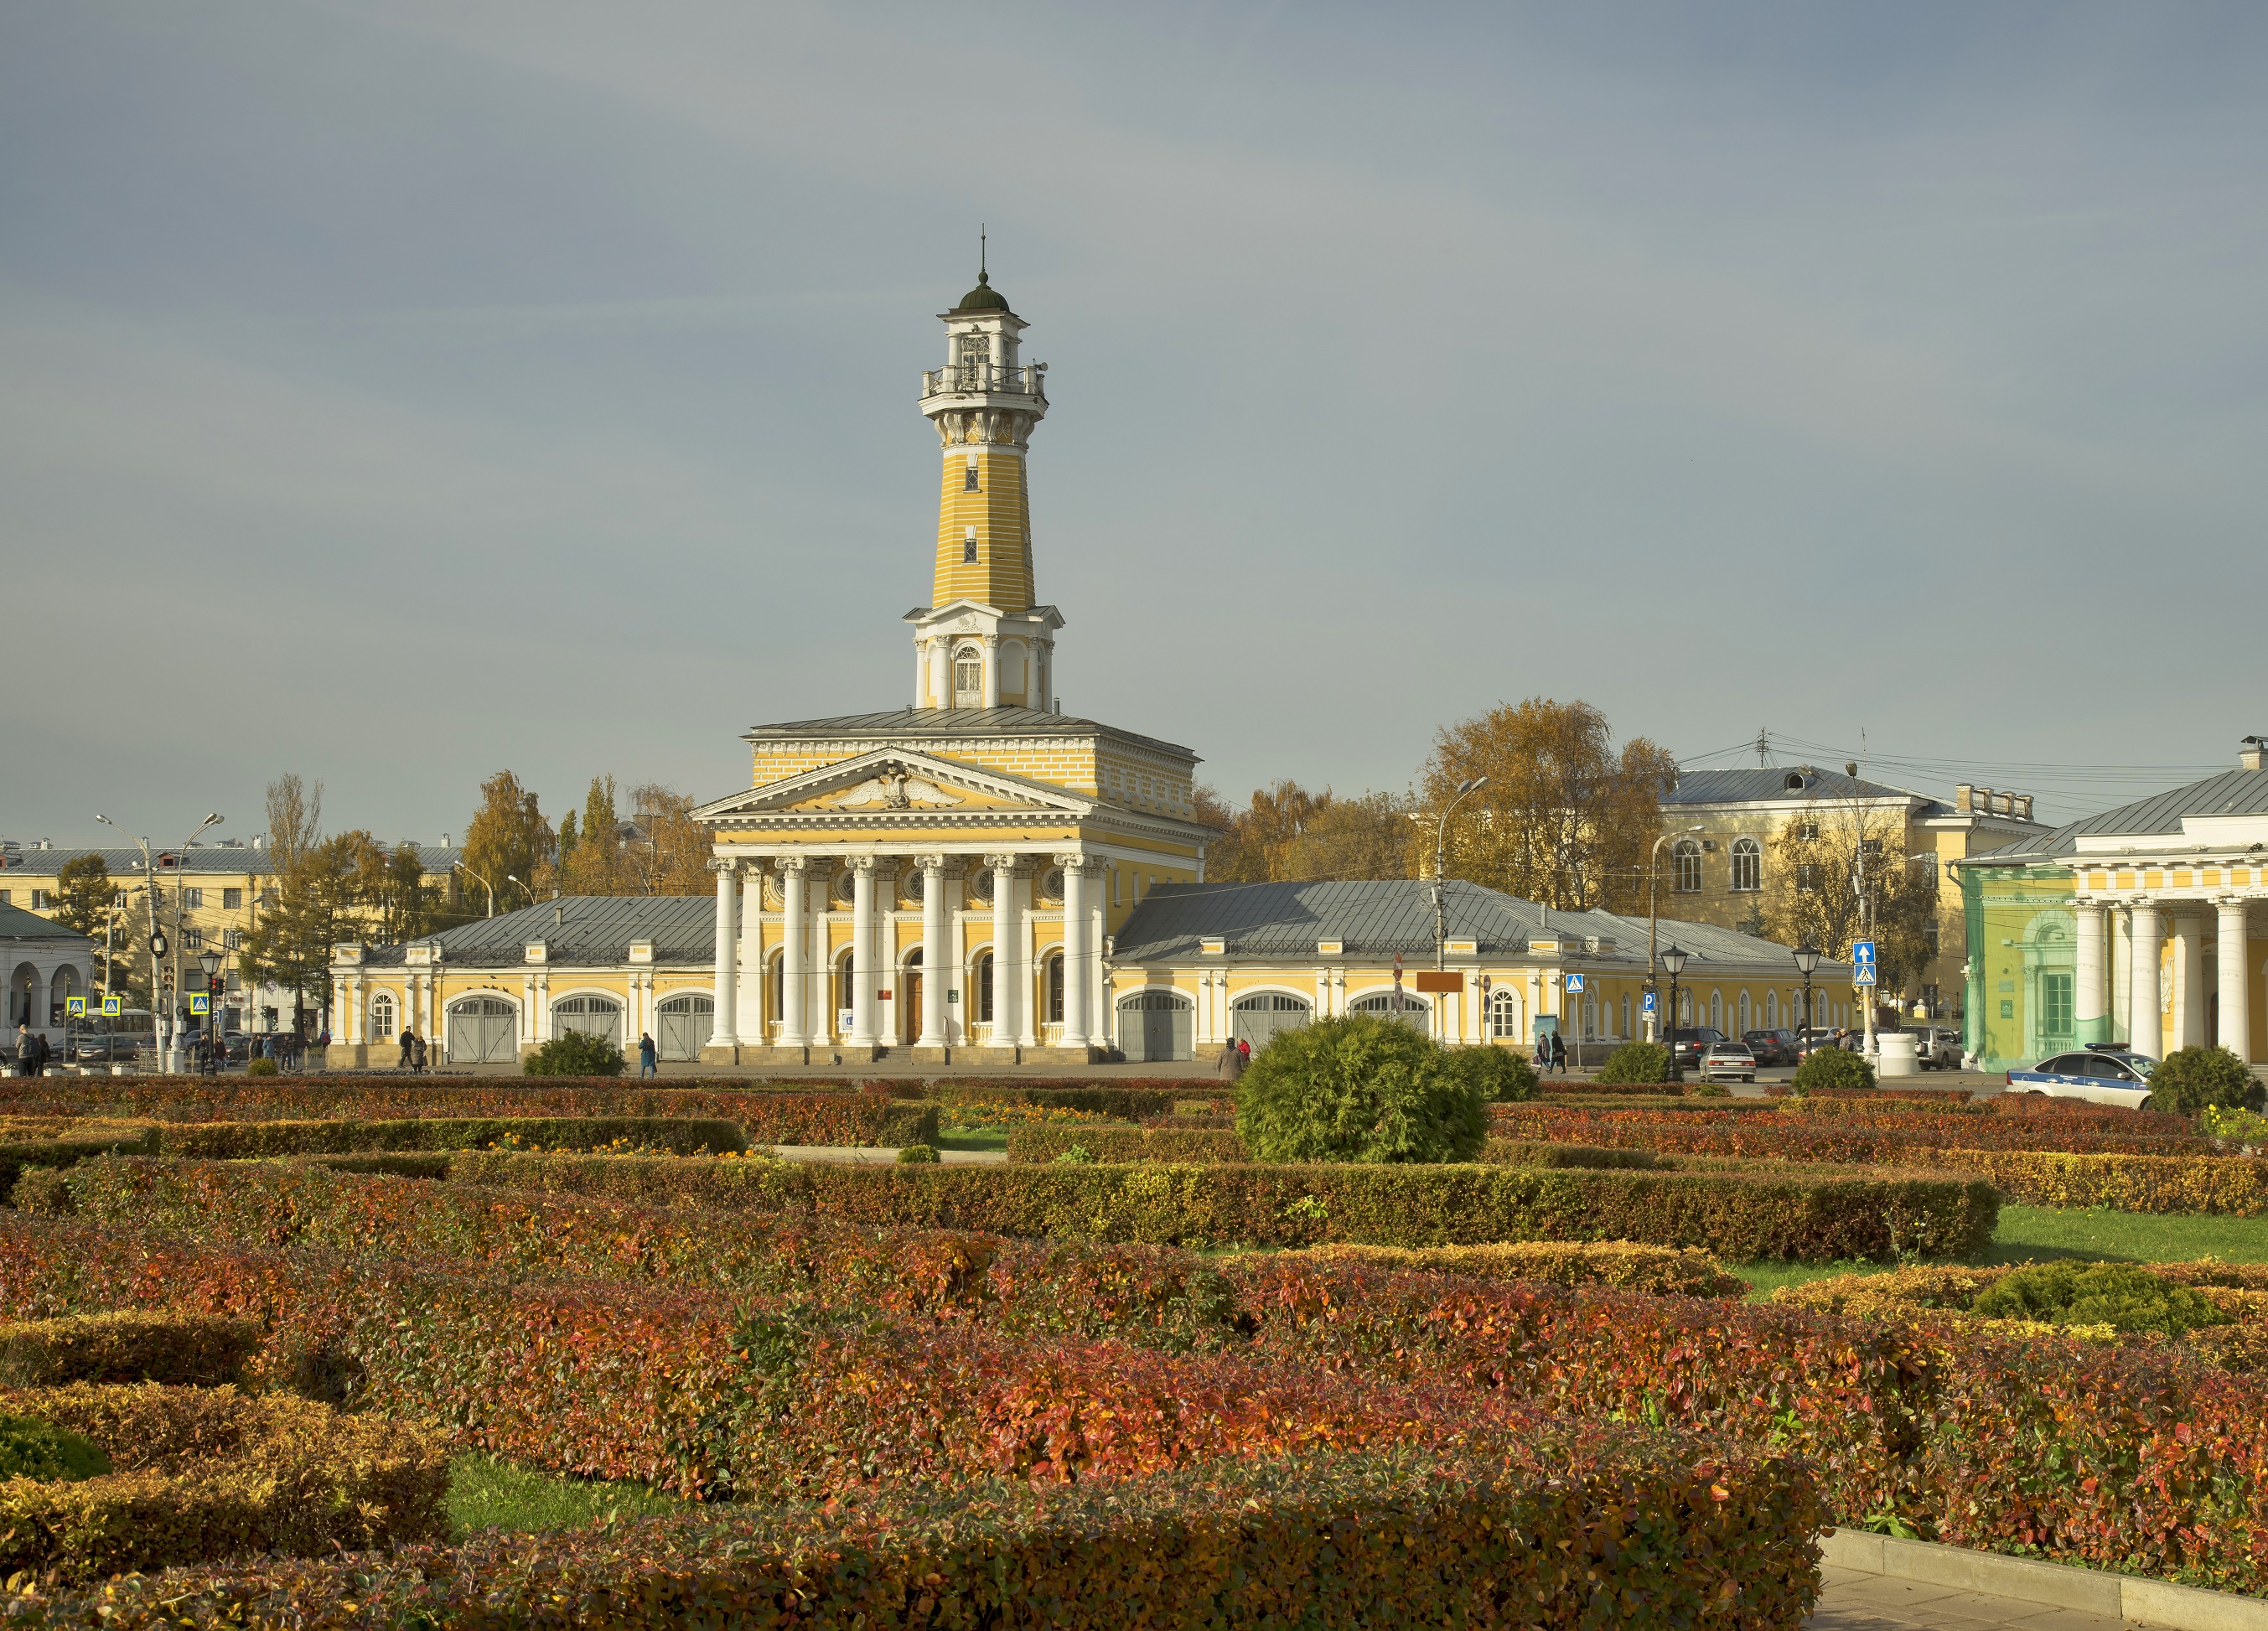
[954,271,1010,313]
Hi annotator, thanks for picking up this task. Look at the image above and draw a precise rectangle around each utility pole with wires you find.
[1754,727,1773,768]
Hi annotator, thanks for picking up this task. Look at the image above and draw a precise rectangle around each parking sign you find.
[1640,992,1657,1016]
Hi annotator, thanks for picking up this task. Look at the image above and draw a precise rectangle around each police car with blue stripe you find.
[2002,1043,2157,1108]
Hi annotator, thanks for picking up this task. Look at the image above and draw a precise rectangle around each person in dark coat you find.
[639,1032,658,1077]
[14,1024,35,1078]
[1549,1030,1567,1075]
[398,1027,414,1071]
[411,1033,428,1074]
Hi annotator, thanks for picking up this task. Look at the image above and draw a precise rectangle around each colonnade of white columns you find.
[2073,895,2255,1062]
[702,848,1104,1058]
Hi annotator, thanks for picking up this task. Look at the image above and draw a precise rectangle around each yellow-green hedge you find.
[1282,1240,1748,1297]
[0,1312,260,1387]
[1939,1148,2268,1214]
[0,1383,446,1580]
[1006,1126,1659,1171]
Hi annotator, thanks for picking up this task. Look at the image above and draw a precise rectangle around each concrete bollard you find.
[1877,1030,1919,1077]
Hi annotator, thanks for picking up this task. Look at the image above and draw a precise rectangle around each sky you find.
[4,1,2265,851]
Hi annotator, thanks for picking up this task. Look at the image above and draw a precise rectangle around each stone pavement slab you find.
[1810,1565,2138,1629]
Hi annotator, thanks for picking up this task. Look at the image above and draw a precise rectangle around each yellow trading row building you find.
[327,271,1849,1068]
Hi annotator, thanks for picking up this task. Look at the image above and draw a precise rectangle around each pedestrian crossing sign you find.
[65,996,85,1017]
[190,994,210,1016]
[102,996,122,1017]
[1563,974,1586,993]
[1852,940,1877,987]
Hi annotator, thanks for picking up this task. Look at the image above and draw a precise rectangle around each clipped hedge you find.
[1286,1240,1748,1298]
[0,1442,1826,1631]
[0,1311,261,1387]
[570,1155,1996,1259]
[1938,1148,2268,1214]
[0,1382,446,1581]
[1006,1125,1659,1171]
[1489,1104,2214,1162]
[158,1114,748,1160]
[0,1127,158,1197]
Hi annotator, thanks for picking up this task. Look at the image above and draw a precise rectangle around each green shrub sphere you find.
[244,1057,280,1077]
[0,1411,111,1483]
[1596,1042,1670,1085]
[894,1143,940,1164]
[1971,1261,2228,1337]
[1235,1013,1487,1164]
[2148,1045,2265,1116]
[522,1033,626,1077]
[1446,1045,1538,1103]
[1790,1047,1875,1095]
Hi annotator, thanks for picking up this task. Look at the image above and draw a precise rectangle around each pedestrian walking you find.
[411,1033,428,1074]
[1218,1038,1241,1080]
[639,1032,658,1077]
[1533,1030,1550,1073]
[398,1027,414,1071]
[1549,1030,1566,1076]
[14,1023,34,1078]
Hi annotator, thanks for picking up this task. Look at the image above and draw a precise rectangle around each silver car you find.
[1700,1041,1758,1083]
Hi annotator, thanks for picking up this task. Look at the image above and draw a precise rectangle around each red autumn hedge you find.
[0,1442,1827,1631]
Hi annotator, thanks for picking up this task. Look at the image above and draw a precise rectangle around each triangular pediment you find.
[694,747,1091,825]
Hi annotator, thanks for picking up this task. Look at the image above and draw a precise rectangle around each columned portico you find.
[702,858,738,1061]
[986,853,1024,1057]
[2172,913,2205,1050]
[779,857,810,1050]
[915,853,949,1055]
[2129,901,2163,1060]
[1057,852,1091,1051]
[2220,898,2254,1064]
[2074,902,2108,1045]
[849,857,881,1054]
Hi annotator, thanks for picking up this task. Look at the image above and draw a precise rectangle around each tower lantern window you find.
[962,526,978,563]
[963,458,980,492]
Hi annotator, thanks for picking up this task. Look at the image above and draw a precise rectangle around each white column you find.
[779,857,808,1047]
[1090,894,1108,1040]
[707,859,738,1051]
[917,855,948,1048]
[2111,908,2133,1045]
[986,853,1018,1048]
[1058,854,1090,1048]
[850,857,878,1048]
[981,634,1001,708]
[2074,902,2106,1045]
[2130,902,2164,1059]
[1017,871,1040,1047]
[815,876,836,1039]
[2172,914,2206,1051]
[949,871,969,1043]
[2219,898,2253,1064]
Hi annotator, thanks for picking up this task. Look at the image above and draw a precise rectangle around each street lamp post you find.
[1431,777,1489,974]
[453,862,498,918]
[1660,945,1689,1083]
[1647,825,1702,1043]
[198,948,223,1074]
[95,811,220,1074]
[1793,945,1820,1059]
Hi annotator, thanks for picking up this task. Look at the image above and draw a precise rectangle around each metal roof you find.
[743,707,1196,760]
[1664,767,1945,812]
[0,845,465,878]
[1111,878,1845,972]
[358,894,716,968]
[0,901,88,942]
[1956,769,2268,867]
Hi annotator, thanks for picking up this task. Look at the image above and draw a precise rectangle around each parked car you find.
[1909,1026,1963,1070]
[1796,1026,1853,1054]
[1700,1040,1758,1083]
[1741,1028,1799,1067]
[2003,1048,2157,1107]
[1667,1027,1725,1072]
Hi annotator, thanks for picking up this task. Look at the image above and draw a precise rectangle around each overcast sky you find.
[5,2,2264,849]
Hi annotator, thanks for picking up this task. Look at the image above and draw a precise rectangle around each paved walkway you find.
[1810,1565,2136,1628]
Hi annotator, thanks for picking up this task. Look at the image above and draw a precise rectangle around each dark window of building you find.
[1796,863,1819,892]
[963,463,980,491]
[222,888,242,909]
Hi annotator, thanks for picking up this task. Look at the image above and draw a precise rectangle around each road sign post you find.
[1851,940,1877,988]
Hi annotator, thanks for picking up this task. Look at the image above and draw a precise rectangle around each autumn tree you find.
[1421,699,1677,911]
[460,771,552,914]
[1286,791,1417,881]
[558,776,629,894]
[50,854,120,997]
[1760,797,1939,996]
[353,840,431,942]
[624,784,713,896]
[1203,781,1333,883]
[239,832,370,1036]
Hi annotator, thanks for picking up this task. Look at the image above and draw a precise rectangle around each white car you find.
[1699,1041,1757,1084]
[2002,1048,2157,1108]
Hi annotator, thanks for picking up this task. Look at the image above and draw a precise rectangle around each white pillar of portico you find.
[915,855,948,1048]
[981,634,1001,709]
[779,857,809,1048]
[2074,901,2108,1046]
[2219,898,2254,1064]
[2172,914,2206,1051]
[986,852,1020,1048]
[707,857,738,1052]
[2129,901,2164,1060]
[1057,853,1090,1049]
[849,857,878,1049]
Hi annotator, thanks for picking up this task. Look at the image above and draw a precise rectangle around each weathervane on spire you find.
[980,224,986,282]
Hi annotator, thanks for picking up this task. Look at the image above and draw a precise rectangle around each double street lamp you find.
[198,947,223,1074]
[1660,943,1688,1082]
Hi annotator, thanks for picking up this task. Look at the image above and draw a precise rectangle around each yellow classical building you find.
[328,270,1851,1069]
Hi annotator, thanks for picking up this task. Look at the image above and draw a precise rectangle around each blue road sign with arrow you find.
[1851,940,1877,986]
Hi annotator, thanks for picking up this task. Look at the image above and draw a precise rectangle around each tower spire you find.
[980,224,986,281]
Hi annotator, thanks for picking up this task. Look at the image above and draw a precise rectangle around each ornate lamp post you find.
[1793,945,1820,1058]
[198,947,223,1074]
[1661,944,1689,1083]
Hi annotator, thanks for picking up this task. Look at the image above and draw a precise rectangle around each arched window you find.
[1737,991,1752,1032]
[1678,988,1693,1024]
[1619,993,1631,1039]
[1046,953,1064,1023]
[1489,988,1521,1039]
[836,956,857,1020]
[1730,836,1762,893]
[976,952,994,1023]
[1582,997,1596,1039]
[369,991,396,1040]
[1674,838,1702,893]
[1765,990,1779,1028]
[768,953,784,1030]
[954,645,983,706]
[1709,991,1723,1031]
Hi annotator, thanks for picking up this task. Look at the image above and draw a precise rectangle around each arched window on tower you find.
[963,458,980,492]
[954,646,983,707]
[1731,836,1762,893]
[1674,838,1703,893]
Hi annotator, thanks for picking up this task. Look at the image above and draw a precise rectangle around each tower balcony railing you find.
[920,364,1048,401]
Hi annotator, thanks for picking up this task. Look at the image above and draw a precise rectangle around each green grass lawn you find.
[448,1454,687,1537]
[1735,1205,2268,1299]
[935,1127,1010,1152]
